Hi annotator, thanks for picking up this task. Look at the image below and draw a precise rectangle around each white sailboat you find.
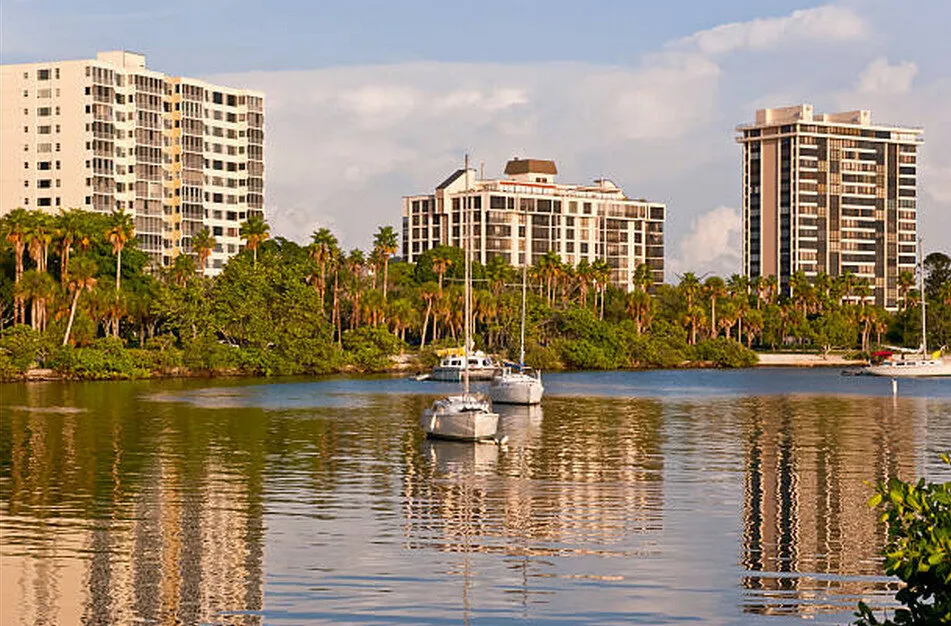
[490,262,544,405]
[865,242,951,377]
[421,156,500,440]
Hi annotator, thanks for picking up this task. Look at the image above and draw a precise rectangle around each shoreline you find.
[754,353,867,368]
[3,352,868,383]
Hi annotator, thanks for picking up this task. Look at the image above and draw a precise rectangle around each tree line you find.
[1,208,949,378]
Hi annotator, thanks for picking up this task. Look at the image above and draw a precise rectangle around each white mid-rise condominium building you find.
[0,51,265,274]
[402,158,666,290]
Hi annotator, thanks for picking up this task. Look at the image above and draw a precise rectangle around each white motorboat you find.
[865,354,951,377]
[431,349,498,381]
[421,155,500,441]
[420,394,500,441]
[490,262,544,405]
[864,242,950,378]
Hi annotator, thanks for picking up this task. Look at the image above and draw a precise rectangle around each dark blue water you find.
[2,368,949,625]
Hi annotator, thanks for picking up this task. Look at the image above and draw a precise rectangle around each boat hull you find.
[430,367,497,382]
[421,410,500,441]
[864,360,951,377]
[490,378,544,405]
[421,394,500,441]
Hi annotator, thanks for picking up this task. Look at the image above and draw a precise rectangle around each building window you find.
[38,197,52,207]
[38,180,52,188]
[37,107,51,116]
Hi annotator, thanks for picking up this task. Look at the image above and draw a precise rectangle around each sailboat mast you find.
[464,153,471,395]
[520,262,527,367]
[920,238,927,356]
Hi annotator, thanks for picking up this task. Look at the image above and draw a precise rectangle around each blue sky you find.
[5,1,825,71]
[3,1,950,275]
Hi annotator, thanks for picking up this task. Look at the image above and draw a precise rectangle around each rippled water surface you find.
[2,368,950,625]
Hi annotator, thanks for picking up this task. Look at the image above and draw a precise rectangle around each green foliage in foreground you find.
[855,454,951,625]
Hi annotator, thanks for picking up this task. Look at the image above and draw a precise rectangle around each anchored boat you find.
[421,155,500,441]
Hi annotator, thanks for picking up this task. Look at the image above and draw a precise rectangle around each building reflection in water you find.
[401,397,665,614]
[0,391,266,626]
[741,395,920,617]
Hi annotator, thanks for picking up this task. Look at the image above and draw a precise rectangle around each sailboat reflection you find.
[422,439,499,476]
[496,404,543,448]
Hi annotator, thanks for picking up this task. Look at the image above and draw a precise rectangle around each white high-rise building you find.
[1,51,265,274]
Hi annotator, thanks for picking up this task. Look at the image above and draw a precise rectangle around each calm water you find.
[2,368,950,625]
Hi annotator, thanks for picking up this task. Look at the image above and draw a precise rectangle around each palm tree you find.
[309,227,338,305]
[574,258,593,308]
[170,254,197,287]
[56,208,86,282]
[704,276,727,338]
[431,249,453,293]
[63,256,97,346]
[16,269,56,331]
[625,289,653,334]
[4,208,30,324]
[239,215,270,267]
[744,308,764,348]
[485,254,511,298]
[26,211,54,274]
[761,275,779,306]
[329,246,344,347]
[684,304,706,346]
[536,250,561,306]
[345,249,366,329]
[373,226,399,300]
[813,271,832,313]
[897,269,915,311]
[190,228,217,278]
[789,270,813,315]
[418,281,440,348]
[632,263,653,294]
[591,259,611,319]
[678,272,701,309]
[106,209,134,292]
[387,298,414,344]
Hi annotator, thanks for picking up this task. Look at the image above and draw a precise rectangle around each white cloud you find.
[667,206,743,278]
[857,57,918,95]
[670,5,868,56]
[206,2,951,275]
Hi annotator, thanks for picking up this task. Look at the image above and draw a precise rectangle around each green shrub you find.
[691,338,758,368]
[855,454,951,625]
[0,352,20,380]
[0,325,55,371]
[61,337,152,379]
[524,343,563,371]
[555,338,620,370]
[343,326,403,372]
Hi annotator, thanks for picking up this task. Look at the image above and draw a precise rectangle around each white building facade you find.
[402,158,665,290]
[1,51,265,274]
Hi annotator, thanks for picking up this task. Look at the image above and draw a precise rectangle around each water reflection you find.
[1,384,265,626]
[741,396,921,617]
[0,376,948,625]
[403,397,664,560]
